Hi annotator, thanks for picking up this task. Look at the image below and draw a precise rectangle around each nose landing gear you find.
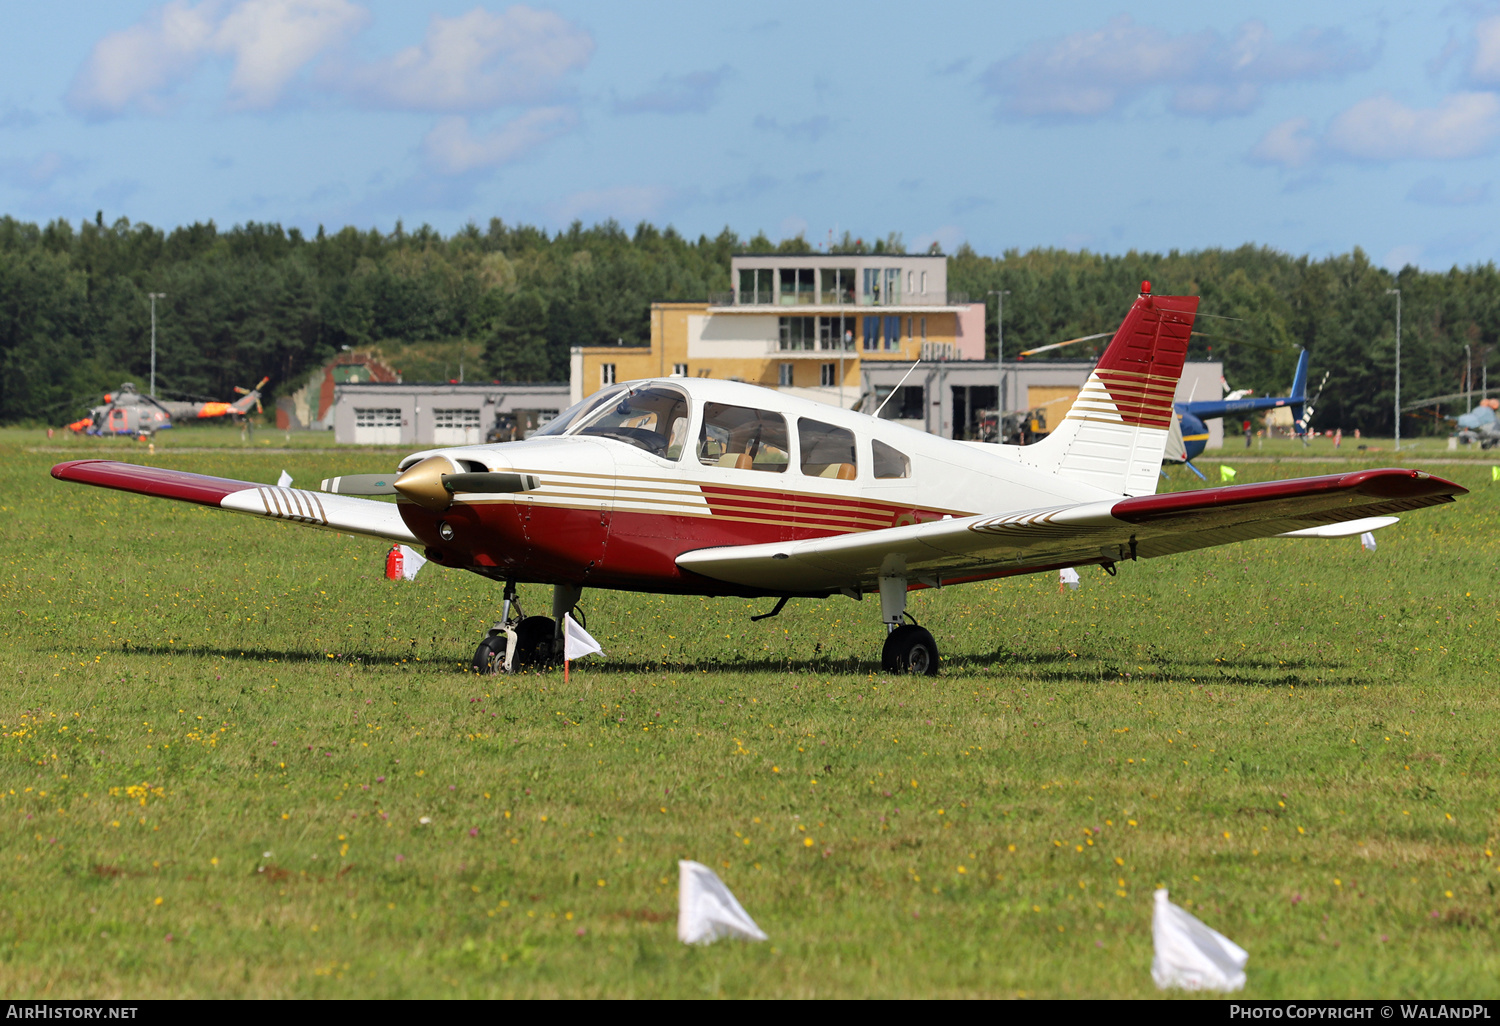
[470,581,584,674]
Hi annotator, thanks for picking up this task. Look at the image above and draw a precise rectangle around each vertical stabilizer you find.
[1288,349,1309,426]
[1017,286,1198,496]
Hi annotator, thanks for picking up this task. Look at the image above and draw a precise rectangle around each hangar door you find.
[353,408,402,445]
[433,408,482,445]
[1025,386,1080,435]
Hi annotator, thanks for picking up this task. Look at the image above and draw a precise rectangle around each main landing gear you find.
[471,581,583,674]
[877,574,940,676]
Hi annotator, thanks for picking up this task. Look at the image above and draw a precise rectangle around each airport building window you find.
[920,316,927,340]
[779,363,794,386]
[863,268,882,304]
[820,268,857,304]
[798,418,857,480]
[779,268,816,305]
[738,268,774,304]
[779,316,816,351]
[885,315,902,351]
[698,403,789,472]
[820,363,836,387]
[873,439,911,479]
[673,363,688,376]
[818,316,855,351]
[920,271,928,294]
[886,268,901,305]
[601,363,616,386]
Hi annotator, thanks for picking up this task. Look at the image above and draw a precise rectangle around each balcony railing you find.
[713,290,971,307]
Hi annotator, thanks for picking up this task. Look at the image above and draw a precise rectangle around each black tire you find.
[881,624,940,676]
[512,616,556,670]
[471,632,506,675]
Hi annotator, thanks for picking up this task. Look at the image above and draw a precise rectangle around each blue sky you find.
[3,1,1499,269]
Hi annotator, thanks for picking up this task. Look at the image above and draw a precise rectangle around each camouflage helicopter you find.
[66,378,269,438]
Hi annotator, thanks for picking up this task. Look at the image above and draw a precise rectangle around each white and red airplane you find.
[52,285,1465,675]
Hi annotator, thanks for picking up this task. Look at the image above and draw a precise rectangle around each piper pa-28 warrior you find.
[52,284,1466,676]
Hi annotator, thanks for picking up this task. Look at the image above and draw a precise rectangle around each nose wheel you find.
[470,582,580,674]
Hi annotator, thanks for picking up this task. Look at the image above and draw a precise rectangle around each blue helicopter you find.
[1164,349,1312,477]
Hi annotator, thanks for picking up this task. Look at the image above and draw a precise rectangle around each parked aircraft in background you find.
[66,378,270,438]
[52,287,1462,675]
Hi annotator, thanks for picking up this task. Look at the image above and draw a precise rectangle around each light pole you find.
[1386,288,1400,452]
[988,289,1009,441]
[147,292,167,398]
[1465,342,1472,412]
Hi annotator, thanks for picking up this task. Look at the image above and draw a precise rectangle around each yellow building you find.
[570,254,986,408]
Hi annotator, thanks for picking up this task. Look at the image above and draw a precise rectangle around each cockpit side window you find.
[532,386,627,438]
[697,403,789,472]
[798,418,858,480]
[872,439,911,479]
[573,385,691,459]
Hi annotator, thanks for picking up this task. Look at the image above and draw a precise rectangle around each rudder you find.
[1016,285,1198,496]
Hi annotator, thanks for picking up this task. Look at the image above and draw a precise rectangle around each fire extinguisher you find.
[385,544,403,581]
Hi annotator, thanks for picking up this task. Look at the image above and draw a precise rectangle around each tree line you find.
[0,211,1493,434]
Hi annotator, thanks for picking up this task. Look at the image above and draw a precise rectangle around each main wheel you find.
[881,624,940,676]
[471,631,506,675]
[511,616,556,670]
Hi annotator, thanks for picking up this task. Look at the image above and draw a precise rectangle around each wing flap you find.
[51,460,417,544]
[676,468,1464,592]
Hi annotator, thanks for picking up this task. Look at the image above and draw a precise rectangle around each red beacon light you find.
[1140,280,1152,294]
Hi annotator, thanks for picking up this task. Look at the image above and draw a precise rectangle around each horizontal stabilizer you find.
[52,460,416,544]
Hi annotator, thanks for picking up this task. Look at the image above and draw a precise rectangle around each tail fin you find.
[1288,348,1309,426]
[1015,287,1198,496]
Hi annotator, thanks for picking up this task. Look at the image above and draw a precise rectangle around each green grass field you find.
[2,439,1498,998]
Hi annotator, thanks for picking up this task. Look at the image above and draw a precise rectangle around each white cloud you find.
[340,6,593,111]
[1382,245,1423,271]
[1469,16,1500,84]
[423,107,577,174]
[216,0,367,108]
[1250,116,1317,168]
[984,16,1370,120]
[0,151,86,188]
[1326,92,1500,161]
[68,1,218,116]
[67,0,365,117]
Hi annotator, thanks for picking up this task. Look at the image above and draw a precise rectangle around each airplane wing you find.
[50,460,417,544]
[675,468,1464,593]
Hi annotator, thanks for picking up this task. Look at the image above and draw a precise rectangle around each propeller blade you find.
[442,472,539,494]
[320,474,399,495]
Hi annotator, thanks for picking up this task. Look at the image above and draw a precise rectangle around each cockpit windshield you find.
[573,384,691,458]
[532,386,628,438]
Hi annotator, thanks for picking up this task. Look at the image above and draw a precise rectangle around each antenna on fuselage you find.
[873,358,923,418]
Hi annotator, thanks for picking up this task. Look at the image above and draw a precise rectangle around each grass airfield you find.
[2,431,1498,999]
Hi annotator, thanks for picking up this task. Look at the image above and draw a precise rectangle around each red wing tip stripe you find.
[51,460,261,505]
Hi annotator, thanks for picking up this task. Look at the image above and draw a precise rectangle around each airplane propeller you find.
[320,458,538,511]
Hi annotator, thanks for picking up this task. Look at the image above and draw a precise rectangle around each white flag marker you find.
[397,544,427,580]
[1151,888,1247,992]
[1059,567,1080,591]
[1360,531,1377,552]
[276,470,293,487]
[677,860,767,945]
[563,613,603,661]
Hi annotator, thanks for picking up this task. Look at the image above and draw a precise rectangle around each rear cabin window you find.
[574,385,690,459]
[798,418,857,480]
[873,439,910,479]
[698,403,789,472]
